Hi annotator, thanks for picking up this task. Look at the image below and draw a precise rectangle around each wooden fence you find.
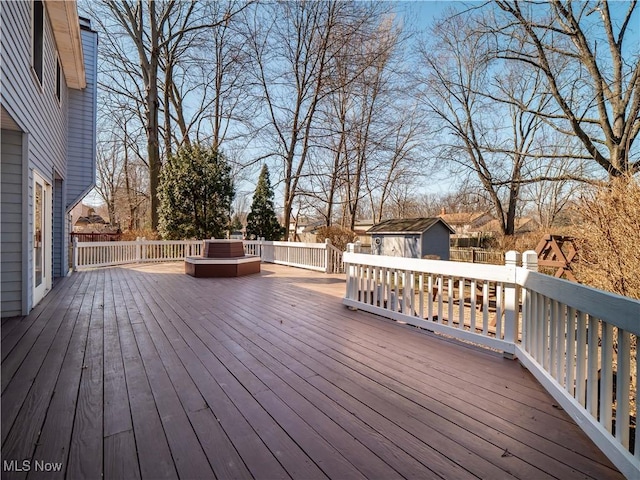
[73,238,344,274]
[342,245,640,479]
[450,247,504,264]
[70,232,122,242]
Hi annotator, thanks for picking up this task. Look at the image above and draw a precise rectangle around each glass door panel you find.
[33,171,51,306]
[35,181,43,287]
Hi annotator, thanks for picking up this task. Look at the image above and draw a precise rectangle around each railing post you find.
[135,237,141,263]
[72,236,78,271]
[346,243,358,309]
[520,250,538,352]
[325,238,332,273]
[522,250,538,272]
[141,237,147,262]
[503,250,521,359]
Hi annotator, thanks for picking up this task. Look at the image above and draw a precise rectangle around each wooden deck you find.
[1,262,623,479]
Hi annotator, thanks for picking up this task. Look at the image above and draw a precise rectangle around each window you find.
[55,57,61,101]
[32,0,43,83]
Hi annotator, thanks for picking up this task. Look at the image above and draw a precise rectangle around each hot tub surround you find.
[185,239,261,277]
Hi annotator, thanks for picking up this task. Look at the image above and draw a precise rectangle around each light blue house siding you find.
[0,1,97,317]
[0,130,26,315]
[66,18,98,210]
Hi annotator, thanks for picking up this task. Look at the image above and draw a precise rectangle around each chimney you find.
[440,207,446,216]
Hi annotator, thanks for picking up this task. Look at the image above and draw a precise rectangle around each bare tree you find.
[341,15,399,230]
[102,0,169,230]
[419,13,557,235]
[365,104,424,224]
[160,1,253,152]
[88,0,249,230]
[94,130,123,226]
[246,1,343,239]
[523,141,585,228]
[299,9,422,229]
[491,0,640,177]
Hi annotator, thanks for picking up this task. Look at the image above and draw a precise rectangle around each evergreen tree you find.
[229,215,243,232]
[158,144,234,239]
[246,165,285,240]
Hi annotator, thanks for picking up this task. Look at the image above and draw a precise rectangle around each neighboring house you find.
[1,1,97,316]
[367,217,454,260]
[69,201,93,226]
[73,213,110,232]
[438,209,494,247]
[478,217,541,236]
[70,203,113,232]
[353,219,375,248]
[288,218,324,242]
[69,201,101,228]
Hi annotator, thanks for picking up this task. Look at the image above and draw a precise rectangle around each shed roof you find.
[366,217,455,235]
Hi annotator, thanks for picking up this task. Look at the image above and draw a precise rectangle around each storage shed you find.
[367,217,454,260]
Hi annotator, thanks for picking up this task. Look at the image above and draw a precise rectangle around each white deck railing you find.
[342,245,640,479]
[72,238,343,274]
[244,238,344,273]
[73,238,203,269]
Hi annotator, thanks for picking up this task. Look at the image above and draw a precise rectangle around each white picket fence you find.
[72,238,344,274]
[342,245,640,479]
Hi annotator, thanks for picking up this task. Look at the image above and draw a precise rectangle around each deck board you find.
[1,262,624,479]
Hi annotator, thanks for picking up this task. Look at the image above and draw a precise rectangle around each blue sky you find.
[85,1,639,211]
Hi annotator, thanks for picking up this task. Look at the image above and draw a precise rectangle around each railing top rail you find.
[75,240,138,247]
[327,244,343,254]
[244,240,328,249]
[517,267,640,333]
[343,251,515,283]
[138,239,202,245]
[75,239,202,247]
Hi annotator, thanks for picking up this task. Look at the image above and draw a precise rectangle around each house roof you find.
[477,217,540,234]
[75,214,107,225]
[366,217,455,235]
[438,212,490,226]
[302,220,325,233]
[354,219,375,227]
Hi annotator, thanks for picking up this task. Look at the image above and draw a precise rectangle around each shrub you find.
[573,176,640,299]
[315,225,358,251]
[120,229,161,241]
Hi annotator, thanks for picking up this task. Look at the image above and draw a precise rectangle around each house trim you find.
[44,0,85,89]
[55,54,62,104]
[22,133,30,315]
[30,0,45,90]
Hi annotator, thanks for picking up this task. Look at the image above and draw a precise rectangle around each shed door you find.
[386,236,403,257]
[405,236,419,258]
